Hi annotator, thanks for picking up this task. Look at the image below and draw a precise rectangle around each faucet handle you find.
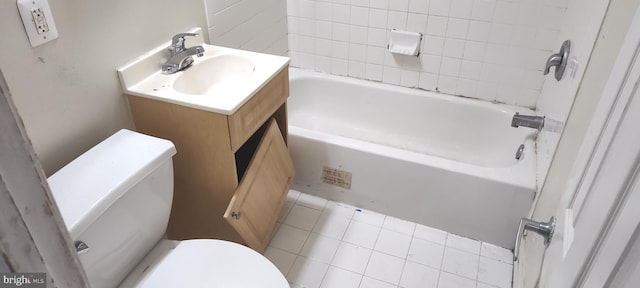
[170,33,199,51]
[543,40,571,81]
[544,54,563,75]
[172,33,198,43]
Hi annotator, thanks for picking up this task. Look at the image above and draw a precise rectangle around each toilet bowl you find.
[47,129,288,288]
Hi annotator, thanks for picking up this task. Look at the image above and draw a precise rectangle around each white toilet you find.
[47,129,289,288]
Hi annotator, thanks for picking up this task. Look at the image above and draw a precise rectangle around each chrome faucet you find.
[511,113,545,130]
[162,33,205,74]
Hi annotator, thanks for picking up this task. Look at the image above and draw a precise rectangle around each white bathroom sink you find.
[173,55,256,95]
[117,28,289,115]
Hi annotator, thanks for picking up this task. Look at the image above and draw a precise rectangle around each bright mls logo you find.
[0,273,46,288]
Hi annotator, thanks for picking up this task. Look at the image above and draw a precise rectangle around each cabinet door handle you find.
[231,211,241,220]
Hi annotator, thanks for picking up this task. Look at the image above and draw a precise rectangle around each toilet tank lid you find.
[47,129,176,238]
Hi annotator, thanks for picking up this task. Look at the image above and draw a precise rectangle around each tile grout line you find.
[318,202,341,288]
[286,193,320,286]
[356,213,385,286]
[436,230,452,288]
[316,199,363,287]
[436,239,447,286]
[475,243,481,283]
[397,222,417,288]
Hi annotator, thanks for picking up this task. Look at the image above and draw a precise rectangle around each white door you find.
[536,6,640,287]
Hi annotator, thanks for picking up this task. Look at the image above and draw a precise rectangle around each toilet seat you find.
[135,239,288,287]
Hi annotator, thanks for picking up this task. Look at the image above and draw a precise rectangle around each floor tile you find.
[360,276,398,288]
[382,216,416,235]
[324,201,357,219]
[320,266,363,288]
[297,193,329,210]
[284,204,322,231]
[287,256,330,288]
[287,189,302,202]
[414,224,448,245]
[446,233,481,255]
[352,208,386,227]
[407,237,445,269]
[270,224,310,254]
[481,242,514,264]
[476,282,499,288]
[277,200,295,223]
[272,222,282,241]
[441,247,480,280]
[300,233,341,263]
[343,220,382,249]
[332,242,373,274]
[437,271,476,288]
[478,256,513,288]
[313,210,352,239]
[264,247,297,275]
[374,229,412,259]
[399,261,440,288]
[364,251,405,285]
[271,192,514,288]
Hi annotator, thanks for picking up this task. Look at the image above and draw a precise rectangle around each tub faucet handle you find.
[544,40,571,81]
[544,54,563,75]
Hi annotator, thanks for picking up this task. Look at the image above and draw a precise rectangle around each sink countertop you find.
[117,28,289,115]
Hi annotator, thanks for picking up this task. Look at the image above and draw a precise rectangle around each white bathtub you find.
[287,68,537,249]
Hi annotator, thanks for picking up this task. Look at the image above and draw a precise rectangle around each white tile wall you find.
[204,0,289,55]
[287,0,567,108]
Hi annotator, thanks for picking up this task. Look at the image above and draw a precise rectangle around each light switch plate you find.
[17,0,59,47]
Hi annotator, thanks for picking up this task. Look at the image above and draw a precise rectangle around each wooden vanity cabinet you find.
[127,67,293,253]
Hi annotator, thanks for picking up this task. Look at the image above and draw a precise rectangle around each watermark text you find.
[0,273,46,288]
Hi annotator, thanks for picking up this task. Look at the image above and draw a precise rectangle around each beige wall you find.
[0,0,207,175]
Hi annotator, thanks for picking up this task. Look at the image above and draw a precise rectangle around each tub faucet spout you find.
[511,113,545,130]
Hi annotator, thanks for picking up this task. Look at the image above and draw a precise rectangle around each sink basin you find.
[118,30,290,115]
[173,55,256,95]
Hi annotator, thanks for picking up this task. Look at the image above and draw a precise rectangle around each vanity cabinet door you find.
[224,119,294,253]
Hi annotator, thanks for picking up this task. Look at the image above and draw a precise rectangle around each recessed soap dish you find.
[388,30,422,56]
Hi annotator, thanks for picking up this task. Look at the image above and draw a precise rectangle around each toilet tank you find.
[47,129,177,288]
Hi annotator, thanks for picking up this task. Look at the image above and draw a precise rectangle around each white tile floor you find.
[265,190,514,288]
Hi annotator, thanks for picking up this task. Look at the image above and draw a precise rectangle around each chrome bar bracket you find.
[513,216,555,262]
